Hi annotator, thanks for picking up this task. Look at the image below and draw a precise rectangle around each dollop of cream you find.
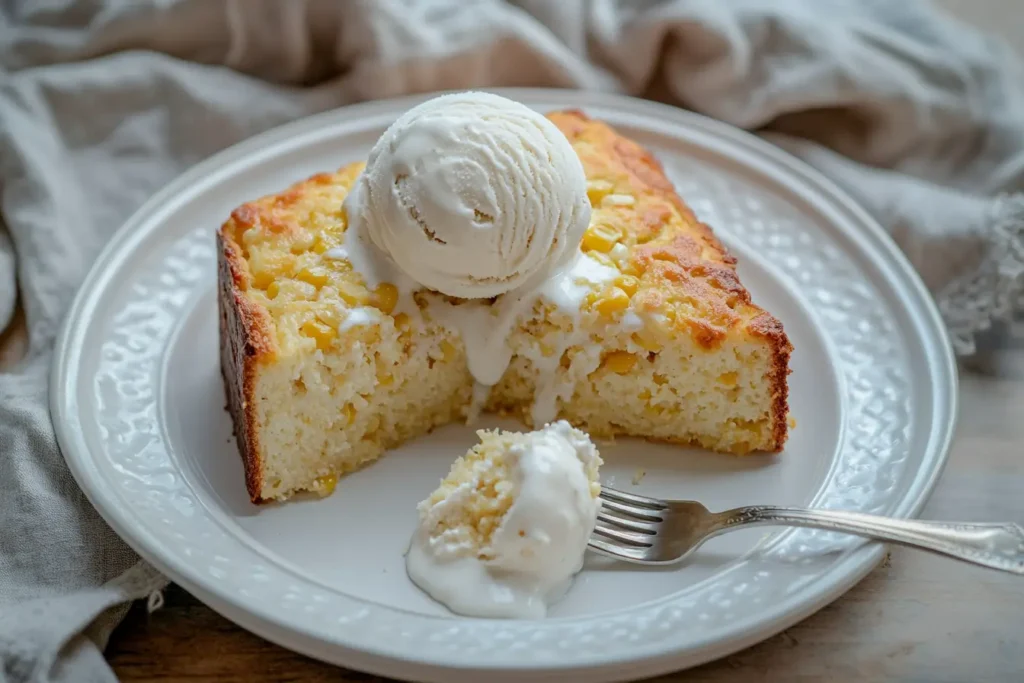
[406,421,602,618]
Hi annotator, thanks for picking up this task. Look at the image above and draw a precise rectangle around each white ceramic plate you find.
[52,90,956,682]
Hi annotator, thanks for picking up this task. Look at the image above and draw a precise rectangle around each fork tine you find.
[588,537,650,561]
[598,511,658,534]
[594,522,654,547]
[599,486,667,510]
[599,497,664,522]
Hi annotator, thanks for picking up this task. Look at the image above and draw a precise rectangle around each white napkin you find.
[2,1,1022,681]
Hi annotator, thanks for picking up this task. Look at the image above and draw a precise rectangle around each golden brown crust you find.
[549,110,757,350]
[217,217,276,503]
[748,312,793,451]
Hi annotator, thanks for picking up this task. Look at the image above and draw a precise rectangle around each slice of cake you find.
[406,421,602,618]
[218,109,791,504]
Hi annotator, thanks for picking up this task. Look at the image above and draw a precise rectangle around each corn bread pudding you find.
[406,421,602,618]
[218,100,792,504]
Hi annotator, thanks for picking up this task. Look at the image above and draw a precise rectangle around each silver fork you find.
[589,486,1024,574]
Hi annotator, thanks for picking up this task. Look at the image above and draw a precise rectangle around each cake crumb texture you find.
[420,426,602,558]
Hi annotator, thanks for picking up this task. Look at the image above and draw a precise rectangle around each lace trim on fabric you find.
[938,193,1024,355]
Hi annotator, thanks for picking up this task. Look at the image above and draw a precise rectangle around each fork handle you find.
[712,506,1024,575]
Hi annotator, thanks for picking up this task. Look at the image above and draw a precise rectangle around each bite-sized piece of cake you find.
[218,109,791,503]
[405,421,602,618]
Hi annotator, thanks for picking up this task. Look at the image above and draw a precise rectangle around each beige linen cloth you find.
[2,0,1023,681]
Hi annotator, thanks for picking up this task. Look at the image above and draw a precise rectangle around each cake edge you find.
[749,312,792,452]
[217,227,273,504]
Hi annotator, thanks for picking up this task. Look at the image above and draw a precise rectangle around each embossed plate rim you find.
[52,89,957,682]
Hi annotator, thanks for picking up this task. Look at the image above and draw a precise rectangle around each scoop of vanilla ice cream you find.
[405,421,602,618]
[348,92,591,299]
